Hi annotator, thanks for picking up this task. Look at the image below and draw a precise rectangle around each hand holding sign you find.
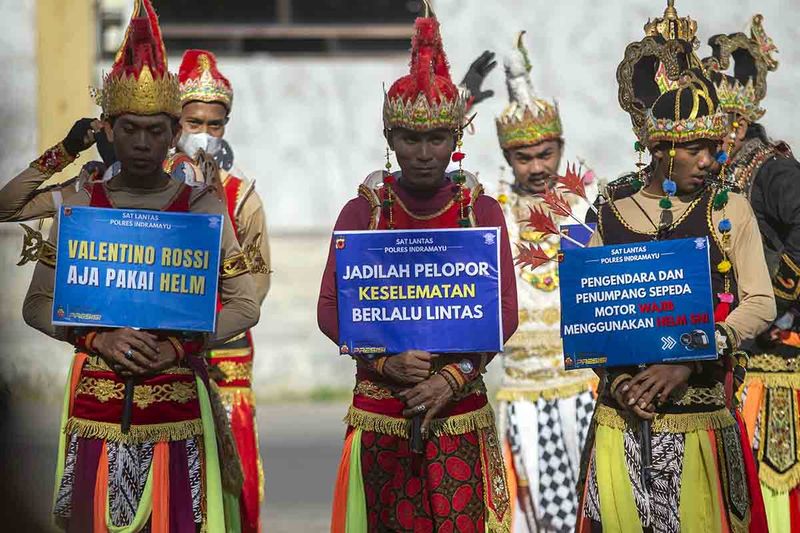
[398,374,454,435]
[621,364,692,416]
[94,328,161,377]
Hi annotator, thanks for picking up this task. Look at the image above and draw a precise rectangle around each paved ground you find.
[0,396,349,532]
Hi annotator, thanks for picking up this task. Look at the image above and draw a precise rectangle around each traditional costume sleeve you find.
[191,190,261,345]
[237,188,272,305]
[317,196,373,343]
[0,142,90,221]
[720,194,777,342]
[0,167,82,222]
[751,157,800,314]
[22,213,67,340]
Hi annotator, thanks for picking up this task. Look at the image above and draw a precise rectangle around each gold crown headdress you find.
[617,1,702,139]
[644,68,728,146]
[495,31,562,150]
[702,14,778,123]
[94,0,181,118]
[644,0,698,45]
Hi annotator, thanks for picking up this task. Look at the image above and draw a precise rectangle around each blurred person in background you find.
[171,49,271,533]
[493,31,598,533]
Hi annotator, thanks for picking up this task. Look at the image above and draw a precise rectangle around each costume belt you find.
[67,356,203,444]
[346,368,493,438]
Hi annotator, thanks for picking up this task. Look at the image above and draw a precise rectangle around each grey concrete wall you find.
[0,0,36,181]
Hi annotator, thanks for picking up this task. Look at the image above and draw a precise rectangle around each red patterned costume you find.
[318,9,517,532]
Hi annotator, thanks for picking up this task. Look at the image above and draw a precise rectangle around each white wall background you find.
[1,0,799,399]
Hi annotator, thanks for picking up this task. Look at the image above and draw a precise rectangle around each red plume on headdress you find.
[178,50,234,110]
[387,16,459,106]
[97,0,180,117]
[111,0,168,80]
[179,50,231,89]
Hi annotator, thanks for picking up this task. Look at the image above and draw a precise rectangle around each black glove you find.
[460,50,497,106]
[61,118,98,157]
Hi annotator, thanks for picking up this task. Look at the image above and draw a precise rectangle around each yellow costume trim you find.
[76,377,197,408]
[478,427,511,533]
[746,372,800,389]
[343,403,495,438]
[748,354,800,374]
[208,346,250,359]
[518,307,561,326]
[675,383,726,407]
[65,417,203,444]
[759,461,800,495]
[214,361,252,382]
[496,379,595,402]
[354,377,485,402]
[242,232,270,274]
[505,330,563,358]
[752,384,800,493]
[220,253,249,279]
[594,404,736,433]
[83,358,193,375]
[216,386,255,408]
[353,380,395,400]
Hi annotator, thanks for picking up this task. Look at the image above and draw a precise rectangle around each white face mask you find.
[177,132,223,159]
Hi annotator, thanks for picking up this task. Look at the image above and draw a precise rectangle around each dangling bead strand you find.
[631,140,646,191]
[714,121,735,283]
[452,133,471,227]
[660,143,677,210]
[383,146,396,229]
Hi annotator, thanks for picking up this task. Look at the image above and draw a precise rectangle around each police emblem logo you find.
[335,237,346,250]
[339,344,349,355]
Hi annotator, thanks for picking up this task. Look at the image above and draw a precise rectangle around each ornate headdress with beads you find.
[178,50,234,112]
[382,3,466,132]
[702,15,778,123]
[496,32,562,150]
[94,0,181,118]
[644,68,728,146]
[617,0,702,139]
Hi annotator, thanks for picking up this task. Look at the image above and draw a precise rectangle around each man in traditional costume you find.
[704,16,800,529]
[172,48,271,533]
[576,13,775,525]
[20,1,259,530]
[317,6,517,531]
[493,32,597,533]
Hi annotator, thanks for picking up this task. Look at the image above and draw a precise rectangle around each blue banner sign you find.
[559,237,716,368]
[53,206,223,332]
[334,228,503,356]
